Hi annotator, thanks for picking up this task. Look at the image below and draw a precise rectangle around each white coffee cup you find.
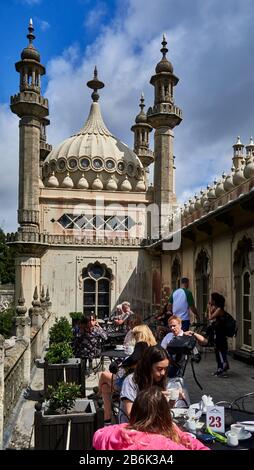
[230,424,245,438]
[227,431,238,447]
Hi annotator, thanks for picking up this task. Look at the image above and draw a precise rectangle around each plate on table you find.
[225,430,252,440]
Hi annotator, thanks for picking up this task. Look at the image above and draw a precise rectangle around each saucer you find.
[225,430,252,440]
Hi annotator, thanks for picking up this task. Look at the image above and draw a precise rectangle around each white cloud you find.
[40,20,50,31]
[83,2,107,29]
[2,0,254,231]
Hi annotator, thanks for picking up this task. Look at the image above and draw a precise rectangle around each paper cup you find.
[227,431,238,447]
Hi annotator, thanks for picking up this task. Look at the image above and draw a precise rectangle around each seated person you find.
[113,301,134,326]
[120,345,187,424]
[98,341,149,425]
[93,386,209,450]
[73,315,107,374]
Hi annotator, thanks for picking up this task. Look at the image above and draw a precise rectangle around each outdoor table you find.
[100,349,129,361]
[175,408,254,450]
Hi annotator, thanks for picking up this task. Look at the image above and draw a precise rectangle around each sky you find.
[1,0,254,232]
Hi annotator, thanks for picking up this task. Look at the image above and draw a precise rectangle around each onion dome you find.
[120,176,132,191]
[135,92,147,124]
[215,177,226,197]
[232,164,246,186]
[155,34,173,73]
[244,155,254,179]
[47,172,59,187]
[21,19,40,62]
[194,194,202,210]
[106,177,118,190]
[43,67,145,192]
[62,172,74,188]
[92,175,103,190]
[224,169,235,191]
[77,174,89,189]
[207,184,216,199]
[135,179,146,191]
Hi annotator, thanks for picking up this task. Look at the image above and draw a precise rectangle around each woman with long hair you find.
[93,386,209,450]
[132,324,157,346]
[119,345,171,422]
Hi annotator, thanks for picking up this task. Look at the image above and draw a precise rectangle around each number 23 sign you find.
[206,406,225,433]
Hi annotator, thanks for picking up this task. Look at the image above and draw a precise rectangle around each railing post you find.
[15,285,31,386]
[0,336,4,449]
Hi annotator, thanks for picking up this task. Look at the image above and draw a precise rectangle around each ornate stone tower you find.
[131,93,153,186]
[147,35,182,233]
[10,19,49,233]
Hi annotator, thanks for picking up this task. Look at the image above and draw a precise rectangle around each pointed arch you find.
[195,249,210,320]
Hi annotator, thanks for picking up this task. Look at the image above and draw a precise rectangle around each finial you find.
[161,33,168,59]
[236,136,242,145]
[139,92,145,112]
[27,18,35,44]
[87,66,105,102]
[249,136,253,145]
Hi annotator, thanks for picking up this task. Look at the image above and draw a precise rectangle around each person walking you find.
[168,277,198,331]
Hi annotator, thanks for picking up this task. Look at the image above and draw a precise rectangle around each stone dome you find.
[21,44,40,62]
[43,101,145,191]
[155,58,173,74]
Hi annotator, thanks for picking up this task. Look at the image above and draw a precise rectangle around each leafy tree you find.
[0,228,15,284]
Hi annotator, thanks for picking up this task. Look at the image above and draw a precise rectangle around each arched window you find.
[242,270,252,348]
[171,258,181,291]
[82,263,111,319]
[195,250,210,321]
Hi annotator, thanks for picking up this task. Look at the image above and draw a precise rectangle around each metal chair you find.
[231,392,254,413]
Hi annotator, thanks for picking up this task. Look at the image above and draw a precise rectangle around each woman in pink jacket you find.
[93,386,209,450]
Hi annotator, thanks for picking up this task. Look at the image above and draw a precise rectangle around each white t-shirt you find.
[161,330,184,350]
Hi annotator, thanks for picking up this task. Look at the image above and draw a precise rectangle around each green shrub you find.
[0,307,16,338]
[69,312,83,321]
[49,317,73,344]
[47,381,81,414]
[45,342,73,364]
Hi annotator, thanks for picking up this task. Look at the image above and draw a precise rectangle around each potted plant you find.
[49,316,73,345]
[34,381,104,450]
[36,317,86,397]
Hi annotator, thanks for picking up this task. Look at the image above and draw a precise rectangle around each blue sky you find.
[1,0,254,232]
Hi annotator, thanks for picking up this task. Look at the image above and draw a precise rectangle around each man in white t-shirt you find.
[168,277,198,331]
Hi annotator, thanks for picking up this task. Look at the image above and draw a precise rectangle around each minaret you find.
[232,136,244,169]
[10,19,49,232]
[147,34,182,232]
[131,93,153,186]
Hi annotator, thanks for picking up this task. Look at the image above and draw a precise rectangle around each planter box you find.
[34,398,104,450]
[36,358,86,397]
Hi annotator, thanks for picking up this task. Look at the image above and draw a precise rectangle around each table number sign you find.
[206,406,225,433]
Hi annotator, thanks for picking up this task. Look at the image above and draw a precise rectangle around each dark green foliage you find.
[47,381,81,414]
[49,317,73,344]
[0,228,15,284]
[0,307,16,338]
[69,312,83,321]
[45,342,74,364]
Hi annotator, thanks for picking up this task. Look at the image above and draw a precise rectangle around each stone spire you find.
[87,66,105,102]
[10,20,50,233]
[16,285,27,316]
[147,35,182,234]
[131,93,153,184]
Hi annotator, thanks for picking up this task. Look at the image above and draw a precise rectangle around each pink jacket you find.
[93,423,209,450]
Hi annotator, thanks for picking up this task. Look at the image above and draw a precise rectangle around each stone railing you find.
[0,311,52,449]
[7,231,148,247]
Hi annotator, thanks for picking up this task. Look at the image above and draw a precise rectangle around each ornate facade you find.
[9,22,254,358]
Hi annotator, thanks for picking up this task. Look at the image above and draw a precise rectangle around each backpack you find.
[166,334,196,355]
[224,312,237,338]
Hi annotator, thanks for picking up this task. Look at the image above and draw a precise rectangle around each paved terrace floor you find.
[3,350,254,449]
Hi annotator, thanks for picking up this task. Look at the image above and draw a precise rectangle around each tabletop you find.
[193,409,254,450]
[100,349,129,360]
